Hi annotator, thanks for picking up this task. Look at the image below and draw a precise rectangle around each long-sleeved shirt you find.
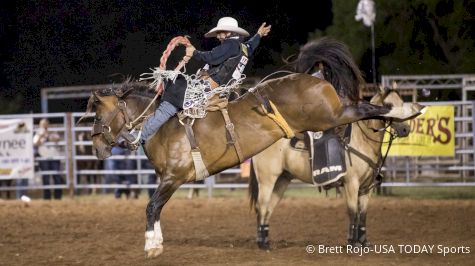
[193,34,262,84]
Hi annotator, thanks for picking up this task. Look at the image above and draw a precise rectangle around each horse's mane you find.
[293,37,364,103]
[95,78,156,98]
[78,78,155,124]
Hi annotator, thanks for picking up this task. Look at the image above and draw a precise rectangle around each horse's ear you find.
[77,92,96,125]
[114,82,134,99]
[372,85,387,104]
[384,86,391,96]
[115,87,125,98]
[391,81,398,90]
[378,84,391,98]
[92,90,106,101]
[92,90,99,99]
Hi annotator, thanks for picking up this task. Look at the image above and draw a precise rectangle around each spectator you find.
[33,118,64,200]
[15,177,30,202]
[0,180,13,199]
[104,143,137,199]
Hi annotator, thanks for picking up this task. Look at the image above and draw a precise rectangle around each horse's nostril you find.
[399,127,410,136]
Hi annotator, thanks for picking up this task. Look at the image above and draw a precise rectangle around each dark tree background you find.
[310,0,475,79]
[0,0,332,113]
[1,0,474,114]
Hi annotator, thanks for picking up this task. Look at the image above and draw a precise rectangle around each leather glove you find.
[185,45,196,57]
[257,22,271,37]
[184,45,196,63]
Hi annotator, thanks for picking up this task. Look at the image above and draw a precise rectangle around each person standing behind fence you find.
[33,118,64,200]
[104,143,137,199]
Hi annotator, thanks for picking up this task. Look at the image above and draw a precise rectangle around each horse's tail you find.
[248,159,259,213]
[294,37,365,103]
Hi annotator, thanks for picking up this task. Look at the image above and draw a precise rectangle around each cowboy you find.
[129,17,271,150]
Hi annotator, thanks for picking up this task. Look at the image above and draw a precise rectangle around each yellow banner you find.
[382,105,455,156]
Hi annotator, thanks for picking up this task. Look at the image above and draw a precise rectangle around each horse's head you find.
[82,81,155,159]
[370,87,410,137]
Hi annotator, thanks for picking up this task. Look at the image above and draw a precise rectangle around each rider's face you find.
[216,31,231,42]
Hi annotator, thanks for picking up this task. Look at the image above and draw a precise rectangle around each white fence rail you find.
[1,100,474,197]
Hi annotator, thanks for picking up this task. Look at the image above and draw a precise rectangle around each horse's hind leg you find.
[357,193,371,247]
[336,102,424,126]
[268,172,292,222]
[257,173,292,250]
[336,102,391,126]
[144,176,184,258]
[255,172,279,250]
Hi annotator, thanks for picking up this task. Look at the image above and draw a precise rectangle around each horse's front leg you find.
[357,193,371,247]
[262,173,292,250]
[256,173,292,251]
[254,173,277,251]
[343,176,359,246]
[144,177,184,258]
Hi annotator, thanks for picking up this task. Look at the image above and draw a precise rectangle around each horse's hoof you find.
[145,246,163,258]
[361,240,372,247]
[257,241,271,251]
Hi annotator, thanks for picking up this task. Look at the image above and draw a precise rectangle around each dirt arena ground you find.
[1,195,474,266]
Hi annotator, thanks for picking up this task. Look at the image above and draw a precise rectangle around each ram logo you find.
[313,165,343,176]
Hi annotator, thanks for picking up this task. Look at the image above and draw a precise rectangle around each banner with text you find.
[0,118,34,179]
[382,106,455,156]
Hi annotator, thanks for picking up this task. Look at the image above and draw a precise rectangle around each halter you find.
[354,119,398,167]
[345,104,404,194]
[91,93,137,147]
[356,119,396,144]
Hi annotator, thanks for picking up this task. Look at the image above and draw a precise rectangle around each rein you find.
[126,36,191,130]
[93,36,191,146]
[233,70,295,102]
[344,120,398,195]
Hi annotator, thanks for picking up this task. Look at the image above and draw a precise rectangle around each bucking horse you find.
[83,37,424,258]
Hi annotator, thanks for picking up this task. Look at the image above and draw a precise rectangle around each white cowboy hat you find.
[204,17,250,38]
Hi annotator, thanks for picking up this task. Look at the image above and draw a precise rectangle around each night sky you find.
[0,0,333,113]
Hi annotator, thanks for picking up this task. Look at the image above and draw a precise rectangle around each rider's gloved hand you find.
[257,22,271,37]
[184,45,196,62]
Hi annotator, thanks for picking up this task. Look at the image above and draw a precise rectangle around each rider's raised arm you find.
[192,39,240,65]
